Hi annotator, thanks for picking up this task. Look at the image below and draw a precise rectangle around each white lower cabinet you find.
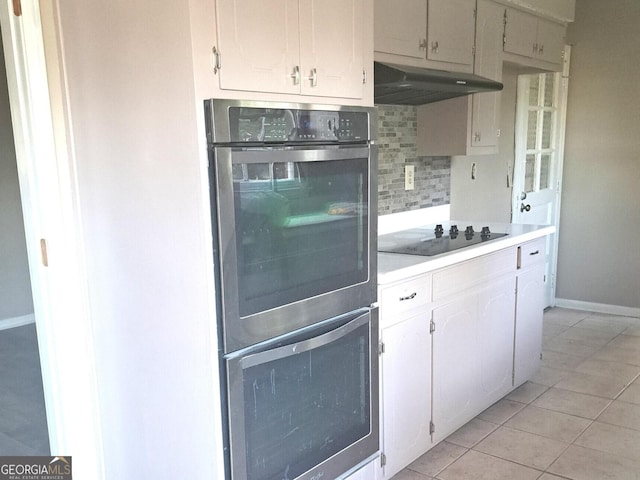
[432,275,515,443]
[341,459,379,480]
[514,239,546,385]
[378,238,548,476]
[380,312,432,478]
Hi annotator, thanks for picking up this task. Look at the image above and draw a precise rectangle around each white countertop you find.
[378,222,556,285]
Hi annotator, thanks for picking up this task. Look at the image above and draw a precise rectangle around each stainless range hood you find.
[374,61,503,105]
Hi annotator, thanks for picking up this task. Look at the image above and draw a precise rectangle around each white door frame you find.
[512,47,571,307]
[1,1,104,477]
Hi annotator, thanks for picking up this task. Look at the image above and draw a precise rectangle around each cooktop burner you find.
[379,224,508,257]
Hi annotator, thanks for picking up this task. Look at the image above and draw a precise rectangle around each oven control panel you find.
[230,106,370,143]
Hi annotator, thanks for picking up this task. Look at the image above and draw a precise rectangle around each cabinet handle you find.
[306,68,318,87]
[431,41,439,54]
[474,132,481,143]
[538,44,544,55]
[399,292,417,301]
[419,38,428,50]
[533,43,539,54]
[291,65,300,85]
[212,46,221,74]
[529,250,540,256]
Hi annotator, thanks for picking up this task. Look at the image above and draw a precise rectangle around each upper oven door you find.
[211,144,378,353]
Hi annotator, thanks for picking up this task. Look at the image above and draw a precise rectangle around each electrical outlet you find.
[405,165,415,190]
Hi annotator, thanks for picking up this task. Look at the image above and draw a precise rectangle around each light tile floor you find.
[392,308,640,480]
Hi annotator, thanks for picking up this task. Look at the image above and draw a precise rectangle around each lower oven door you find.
[225,307,379,480]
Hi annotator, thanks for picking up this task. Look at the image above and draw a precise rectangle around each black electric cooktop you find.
[378,224,508,257]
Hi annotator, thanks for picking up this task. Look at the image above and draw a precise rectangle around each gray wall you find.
[376,105,451,215]
[449,69,518,223]
[0,35,34,320]
[557,0,640,308]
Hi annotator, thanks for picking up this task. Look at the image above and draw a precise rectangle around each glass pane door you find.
[523,73,559,193]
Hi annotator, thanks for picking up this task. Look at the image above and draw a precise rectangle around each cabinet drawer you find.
[518,238,546,269]
[380,275,431,324]
[432,248,516,301]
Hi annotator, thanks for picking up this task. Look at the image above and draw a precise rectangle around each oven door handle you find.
[228,144,371,165]
[239,309,373,369]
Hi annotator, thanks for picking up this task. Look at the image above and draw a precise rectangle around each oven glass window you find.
[241,320,371,480]
[233,157,369,317]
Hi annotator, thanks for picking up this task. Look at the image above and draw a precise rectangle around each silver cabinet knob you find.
[291,65,300,85]
[306,68,318,87]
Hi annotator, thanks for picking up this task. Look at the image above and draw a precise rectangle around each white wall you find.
[0,34,34,321]
[557,0,640,309]
[449,68,518,223]
[47,1,223,478]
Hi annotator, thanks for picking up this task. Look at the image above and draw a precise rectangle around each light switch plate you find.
[405,165,415,190]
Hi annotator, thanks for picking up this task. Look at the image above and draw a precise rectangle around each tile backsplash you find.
[376,105,451,215]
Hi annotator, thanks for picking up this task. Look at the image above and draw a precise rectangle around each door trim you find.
[0,1,104,477]
[511,46,571,307]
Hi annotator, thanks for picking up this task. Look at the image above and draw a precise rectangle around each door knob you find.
[520,203,531,213]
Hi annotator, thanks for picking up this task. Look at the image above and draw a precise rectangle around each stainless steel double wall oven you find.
[206,100,379,480]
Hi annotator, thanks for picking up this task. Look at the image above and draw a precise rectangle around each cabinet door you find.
[478,277,517,405]
[299,0,365,99]
[536,18,565,65]
[469,0,504,150]
[514,264,544,385]
[380,314,431,479]
[432,293,480,443]
[426,0,475,67]
[374,0,427,59]
[504,8,538,58]
[474,0,503,81]
[215,0,300,94]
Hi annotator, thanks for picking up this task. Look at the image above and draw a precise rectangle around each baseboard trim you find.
[0,313,36,331]
[555,298,640,318]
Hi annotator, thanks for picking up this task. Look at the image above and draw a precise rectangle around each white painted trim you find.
[0,1,105,478]
[555,298,640,319]
[0,313,35,331]
[378,205,451,235]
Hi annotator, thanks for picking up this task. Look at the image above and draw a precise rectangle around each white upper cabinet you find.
[504,7,566,68]
[299,0,365,98]
[374,0,427,60]
[493,0,575,23]
[215,0,301,95]
[469,0,505,151]
[214,0,369,101]
[426,0,476,68]
[535,18,566,64]
[374,0,476,73]
[417,0,504,156]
